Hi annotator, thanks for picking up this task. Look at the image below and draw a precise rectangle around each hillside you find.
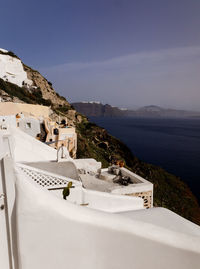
[72,102,126,117]
[76,119,200,225]
[73,102,200,119]
[0,49,200,225]
[0,48,74,119]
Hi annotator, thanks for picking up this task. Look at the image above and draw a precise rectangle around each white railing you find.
[1,156,200,269]
[16,163,81,190]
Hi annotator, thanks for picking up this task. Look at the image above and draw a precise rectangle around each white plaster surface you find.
[0,158,11,269]
[81,188,144,212]
[111,183,153,194]
[9,127,57,162]
[18,117,41,137]
[80,168,153,196]
[118,207,200,237]
[80,173,115,192]
[24,161,79,180]
[15,162,144,213]
[0,115,17,129]
[1,127,101,173]
[51,186,144,212]
[74,158,101,173]
[0,54,32,87]
[0,48,8,53]
[1,140,200,269]
[15,171,200,269]
[57,145,71,161]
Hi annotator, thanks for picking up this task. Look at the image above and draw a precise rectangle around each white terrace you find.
[0,125,200,269]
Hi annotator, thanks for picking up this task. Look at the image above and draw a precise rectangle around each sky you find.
[1,0,200,110]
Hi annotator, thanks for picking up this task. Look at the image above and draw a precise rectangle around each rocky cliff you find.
[72,102,126,117]
[73,102,200,119]
[0,50,200,225]
[23,64,69,107]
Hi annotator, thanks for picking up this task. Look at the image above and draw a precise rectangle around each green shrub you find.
[0,78,52,107]
[0,50,19,59]
[56,105,70,113]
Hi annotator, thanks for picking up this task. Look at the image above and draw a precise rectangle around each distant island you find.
[72,102,200,119]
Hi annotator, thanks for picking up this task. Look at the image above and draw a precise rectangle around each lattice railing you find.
[16,163,81,189]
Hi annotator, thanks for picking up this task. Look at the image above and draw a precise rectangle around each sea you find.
[89,116,200,203]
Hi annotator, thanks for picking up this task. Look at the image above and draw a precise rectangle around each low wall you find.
[0,102,50,118]
[9,127,57,162]
[126,190,153,209]
[110,167,154,208]
[51,187,144,213]
[25,161,79,180]
[1,156,200,269]
[82,188,144,212]
[15,173,200,269]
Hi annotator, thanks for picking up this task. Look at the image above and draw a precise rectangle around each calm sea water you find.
[90,117,200,202]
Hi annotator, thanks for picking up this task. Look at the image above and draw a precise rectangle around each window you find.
[26,122,31,129]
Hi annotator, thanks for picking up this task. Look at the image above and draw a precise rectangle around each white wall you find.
[8,127,57,162]
[0,54,32,87]
[0,156,18,269]
[24,161,79,180]
[1,155,200,269]
[0,158,11,269]
[14,171,200,269]
[74,158,101,173]
[18,118,41,138]
[15,162,144,213]
[51,187,144,212]
[82,188,143,212]
[0,115,17,129]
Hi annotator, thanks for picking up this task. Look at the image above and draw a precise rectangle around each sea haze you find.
[90,117,200,203]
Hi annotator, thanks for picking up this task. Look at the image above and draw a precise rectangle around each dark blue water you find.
[90,117,200,202]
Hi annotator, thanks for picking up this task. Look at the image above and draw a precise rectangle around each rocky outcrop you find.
[0,48,71,110]
[23,64,70,107]
[72,102,126,117]
[0,88,14,102]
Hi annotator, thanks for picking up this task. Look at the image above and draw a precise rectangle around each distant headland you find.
[72,102,200,119]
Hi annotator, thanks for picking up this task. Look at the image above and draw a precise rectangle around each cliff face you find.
[23,64,69,107]
[0,50,200,225]
[72,102,125,117]
[73,102,200,119]
[0,49,70,109]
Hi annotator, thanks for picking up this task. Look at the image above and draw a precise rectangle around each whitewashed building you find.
[0,119,200,269]
[0,49,33,88]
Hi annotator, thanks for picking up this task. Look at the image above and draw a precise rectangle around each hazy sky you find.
[1,0,200,110]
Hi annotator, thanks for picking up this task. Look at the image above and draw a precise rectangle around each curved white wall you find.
[10,127,57,162]
[15,173,200,269]
[82,188,144,212]
[52,186,144,212]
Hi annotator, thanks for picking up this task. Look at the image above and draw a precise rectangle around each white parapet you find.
[1,156,200,269]
[2,126,57,162]
[13,164,200,269]
[74,158,102,174]
[15,162,144,212]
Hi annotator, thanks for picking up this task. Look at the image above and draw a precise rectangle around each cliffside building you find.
[0,102,77,157]
[0,118,200,269]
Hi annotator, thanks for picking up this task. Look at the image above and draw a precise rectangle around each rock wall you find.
[23,64,70,107]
